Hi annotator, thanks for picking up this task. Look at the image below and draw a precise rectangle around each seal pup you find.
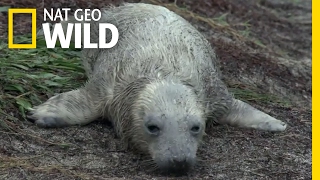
[27,3,287,174]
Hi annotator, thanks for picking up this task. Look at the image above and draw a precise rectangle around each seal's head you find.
[131,80,206,173]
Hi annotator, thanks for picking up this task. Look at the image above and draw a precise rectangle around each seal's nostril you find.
[168,157,191,172]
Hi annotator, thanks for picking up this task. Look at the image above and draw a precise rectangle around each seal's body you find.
[28,3,287,173]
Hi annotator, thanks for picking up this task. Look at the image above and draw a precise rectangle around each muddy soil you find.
[0,0,312,179]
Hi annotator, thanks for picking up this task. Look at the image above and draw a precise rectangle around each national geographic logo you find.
[8,8,37,49]
[7,8,119,49]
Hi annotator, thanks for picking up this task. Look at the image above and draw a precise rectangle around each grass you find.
[0,34,86,130]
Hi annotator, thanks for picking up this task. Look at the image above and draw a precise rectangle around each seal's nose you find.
[167,157,192,173]
[172,158,187,168]
[156,155,196,174]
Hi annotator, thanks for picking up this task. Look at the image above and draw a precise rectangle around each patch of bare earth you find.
[0,0,311,179]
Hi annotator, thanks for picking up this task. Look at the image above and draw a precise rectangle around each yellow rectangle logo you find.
[8,8,36,49]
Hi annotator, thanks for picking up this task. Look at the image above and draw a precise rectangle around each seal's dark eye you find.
[144,114,162,136]
[147,125,160,135]
[190,125,200,134]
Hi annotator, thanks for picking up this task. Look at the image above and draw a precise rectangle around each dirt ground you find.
[0,0,312,179]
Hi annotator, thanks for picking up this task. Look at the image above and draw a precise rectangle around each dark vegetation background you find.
[0,0,311,179]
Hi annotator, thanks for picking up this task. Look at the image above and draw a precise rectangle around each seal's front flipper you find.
[27,81,103,128]
[219,99,287,132]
